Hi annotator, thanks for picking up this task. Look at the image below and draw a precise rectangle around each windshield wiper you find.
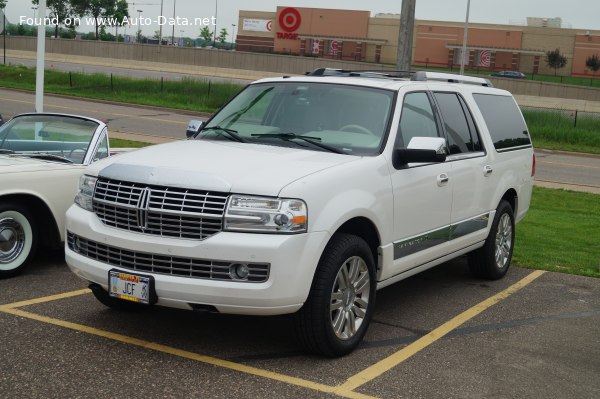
[23,153,74,164]
[201,126,248,143]
[251,133,346,154]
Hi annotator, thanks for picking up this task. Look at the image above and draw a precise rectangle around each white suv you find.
[66,69,534,356]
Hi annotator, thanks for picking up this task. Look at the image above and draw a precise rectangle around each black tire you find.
[0,202,38,278]
[469,200,515,280]
[89,283,147,311]
[294,234,377,357]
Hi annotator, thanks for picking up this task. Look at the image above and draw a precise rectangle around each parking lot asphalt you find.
[2,252,599,399]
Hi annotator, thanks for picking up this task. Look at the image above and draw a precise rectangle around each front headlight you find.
[74,175,97,211]
[224,195,307,233]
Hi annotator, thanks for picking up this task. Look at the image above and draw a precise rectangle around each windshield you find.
[0,115,100,164]
[198,82,395,155]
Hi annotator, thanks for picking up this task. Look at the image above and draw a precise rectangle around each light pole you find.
[158,0,163,46]
[137,9,143,43]
[459,0,471,75]
[231,24,236,50]
[171,0,177,45]
[31,7,38,25]
[212,0,217,47]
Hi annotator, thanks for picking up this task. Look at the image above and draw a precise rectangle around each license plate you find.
[108,270,154,305]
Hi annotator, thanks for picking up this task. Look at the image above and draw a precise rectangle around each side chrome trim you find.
[393,213,490,260]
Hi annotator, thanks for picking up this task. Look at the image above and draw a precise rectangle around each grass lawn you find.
[109,138,153,148]
[513,186,600,278]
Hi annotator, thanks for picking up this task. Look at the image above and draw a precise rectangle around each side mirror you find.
[186,119,204,138]
[392,137,447,169]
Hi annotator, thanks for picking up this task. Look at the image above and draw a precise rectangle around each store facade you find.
[236,6,600,77]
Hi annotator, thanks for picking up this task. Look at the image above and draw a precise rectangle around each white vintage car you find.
[0,113,109,277]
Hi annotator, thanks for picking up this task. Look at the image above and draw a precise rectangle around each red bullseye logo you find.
[279,7,301,32]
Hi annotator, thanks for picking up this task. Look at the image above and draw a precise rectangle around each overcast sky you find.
[3,0,599,38]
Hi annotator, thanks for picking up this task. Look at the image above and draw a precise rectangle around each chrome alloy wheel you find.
[494,213,513,269]
[0,217,26,265]
[330,256,371,340]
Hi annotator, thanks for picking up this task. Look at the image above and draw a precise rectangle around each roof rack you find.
[305,68,494,87]
[411,71,493,87]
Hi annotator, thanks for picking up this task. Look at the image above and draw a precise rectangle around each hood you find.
[0,155,76,173]
[87,140,358,196]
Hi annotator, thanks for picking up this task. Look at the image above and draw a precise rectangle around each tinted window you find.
[434,92,481,154]
[473,94,531,151]
[398,92,439,147]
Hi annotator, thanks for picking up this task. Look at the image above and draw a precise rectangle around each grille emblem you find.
[136,188,151,230]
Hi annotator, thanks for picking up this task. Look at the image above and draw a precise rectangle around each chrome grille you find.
[93,178,228,240]
[67,233,270,283]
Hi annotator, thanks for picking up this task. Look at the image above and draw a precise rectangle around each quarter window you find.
[434,92,482,154]
[473,94,531,151]
[397,92,439,147]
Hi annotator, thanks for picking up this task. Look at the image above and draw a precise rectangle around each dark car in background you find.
[490,71,526,79]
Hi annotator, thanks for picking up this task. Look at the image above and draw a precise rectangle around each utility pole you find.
[158,0,163,45]
[36,0,46,113]
[396,0,416,71]
[459,0,471,75]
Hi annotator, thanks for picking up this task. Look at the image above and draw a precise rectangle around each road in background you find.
[5,57,253,86]
[1,88,598,192]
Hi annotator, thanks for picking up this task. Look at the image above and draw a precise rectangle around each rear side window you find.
[434,92,482,154]
[473,94,531,151]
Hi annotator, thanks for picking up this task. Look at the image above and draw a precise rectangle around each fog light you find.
[230,263,250,280]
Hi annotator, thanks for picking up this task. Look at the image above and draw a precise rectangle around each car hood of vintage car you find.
[0,155,79,173]
[87,139,360,196]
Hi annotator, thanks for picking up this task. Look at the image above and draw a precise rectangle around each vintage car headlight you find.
[224,195,307,233]
[74,175,98,211]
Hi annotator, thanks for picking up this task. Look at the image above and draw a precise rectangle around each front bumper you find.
[65,205,330,315]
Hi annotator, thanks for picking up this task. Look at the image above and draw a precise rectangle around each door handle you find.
[484,165,493,177]
[437,173,449,186]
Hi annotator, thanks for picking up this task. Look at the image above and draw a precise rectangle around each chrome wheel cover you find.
[330,256,371,340]
[494,213,513,269]
[0,217,26,264]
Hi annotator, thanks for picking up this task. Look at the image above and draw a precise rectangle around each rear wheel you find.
[0,203,37,278]
[469,200,515,280]
[295,234,376,357]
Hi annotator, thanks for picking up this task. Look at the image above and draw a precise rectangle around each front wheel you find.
[469,200,515,280]
[294,234,376,357]
[0,203,37,278]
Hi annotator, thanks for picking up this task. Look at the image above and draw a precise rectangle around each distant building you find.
[236,6,600,77]
[527,17,562,28]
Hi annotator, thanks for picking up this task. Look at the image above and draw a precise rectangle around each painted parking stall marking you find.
[0,270,546,399]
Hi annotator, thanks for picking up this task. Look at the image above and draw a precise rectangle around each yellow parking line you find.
[0,289,91,310]
[0,305,377,399]
[334,270,546,394]
[0,270,545,398]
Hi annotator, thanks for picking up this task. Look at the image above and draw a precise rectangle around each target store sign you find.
[277,7,302,40]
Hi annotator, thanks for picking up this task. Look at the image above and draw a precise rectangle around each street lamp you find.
[136,10,143,43]
[171,0,177,45]
[31,7,39,25]
[212,0,217,47]
[459,0,471,75]
[231,24,236,50]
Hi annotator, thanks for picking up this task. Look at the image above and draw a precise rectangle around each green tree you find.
[545,48,567,76]
[585,54,600,77]
[218,28,227,45]
[111,0,129,41]
[199,26,212,46]
[71,0,116,40]
[32,0,73,39]
[0,1,7,10]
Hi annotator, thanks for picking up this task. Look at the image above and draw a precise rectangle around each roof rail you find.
[411,71,494,87]
[306,68,412,79]
[305,68,494,88]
